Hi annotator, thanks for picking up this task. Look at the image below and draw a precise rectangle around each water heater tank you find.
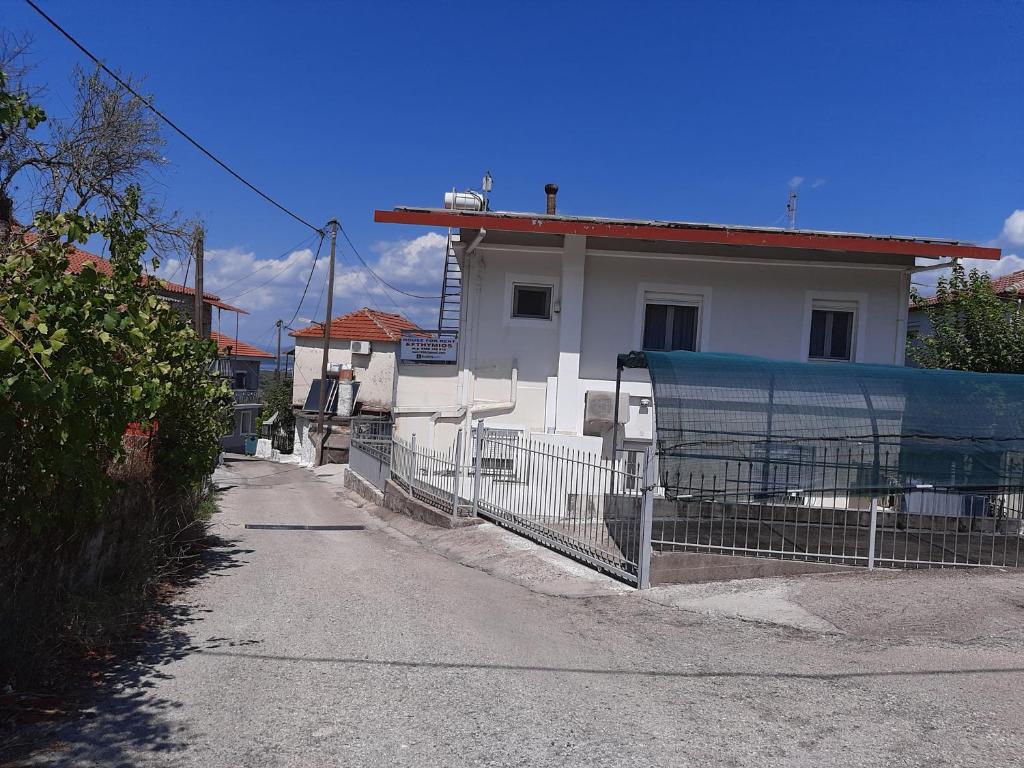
[444,191,484,211]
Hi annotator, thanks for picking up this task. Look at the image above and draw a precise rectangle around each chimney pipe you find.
[544,183,558,215]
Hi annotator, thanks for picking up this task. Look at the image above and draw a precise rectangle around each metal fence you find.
[390,433,468,515]
[473,431,650,584]
[656,448,1024,569]
[347,421,1024,586]
[349,417,393,491]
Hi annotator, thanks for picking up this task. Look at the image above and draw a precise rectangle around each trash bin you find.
[243,434,259,456]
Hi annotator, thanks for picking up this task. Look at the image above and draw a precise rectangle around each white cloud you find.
[788,176,804,189]
[811,178,827,189]
[371,232,447,287]
[143,231,450,345]
[998,209,1024,248]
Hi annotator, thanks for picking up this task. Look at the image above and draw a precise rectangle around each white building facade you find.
[376,200,998,456]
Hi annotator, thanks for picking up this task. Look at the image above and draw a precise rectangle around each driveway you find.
[15,457,1024,767]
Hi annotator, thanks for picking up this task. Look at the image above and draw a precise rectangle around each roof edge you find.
[374,208,1001,261]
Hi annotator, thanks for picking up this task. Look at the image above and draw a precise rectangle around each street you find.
[21,457,1024,767]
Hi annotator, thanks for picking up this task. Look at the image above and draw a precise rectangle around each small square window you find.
[512,284,552,320]
[809,307,855,361]
[234,370,248,389]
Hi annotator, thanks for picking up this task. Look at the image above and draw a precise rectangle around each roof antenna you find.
[482,171,493,210]
[786,190,798,230]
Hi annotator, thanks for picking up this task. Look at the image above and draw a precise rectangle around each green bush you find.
[0,193,232,531]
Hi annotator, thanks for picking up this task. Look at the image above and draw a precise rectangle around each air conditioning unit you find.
[583,391,629,436]
[351,340,372,355]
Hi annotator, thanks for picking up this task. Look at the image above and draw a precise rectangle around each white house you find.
[374,185,999,458]
[289,307,418,413]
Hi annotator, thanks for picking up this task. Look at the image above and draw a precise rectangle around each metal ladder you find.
[437,229,462,335]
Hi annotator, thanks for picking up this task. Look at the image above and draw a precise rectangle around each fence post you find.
[410,433,417,490]
[451,428,464,515]
[637,446,656,589]
[867,496,879,570]
[471,419,485,516]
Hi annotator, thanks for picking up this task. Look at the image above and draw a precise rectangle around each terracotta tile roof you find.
[36,236,249,314]
[209,330,274,359]
[914,269,1024,307]
[289,307,418,341]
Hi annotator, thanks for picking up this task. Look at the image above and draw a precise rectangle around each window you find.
[808,304,855,361]
[511,284,552,320]
[642,303,699,352]
[234,370,248,390]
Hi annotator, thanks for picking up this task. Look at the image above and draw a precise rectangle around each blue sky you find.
[6,0,1024,352]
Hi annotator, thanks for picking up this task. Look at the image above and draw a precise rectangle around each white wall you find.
[292,338,398,410]
[392,238,911,452]
[579,252,906,382]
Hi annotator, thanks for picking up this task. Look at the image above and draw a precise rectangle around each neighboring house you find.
[374,184,1000,457]
[288,308,417,465]
[209,330,274,453]
[907,268,1024,352]
[61,242,247,332]
[289,307,417,413]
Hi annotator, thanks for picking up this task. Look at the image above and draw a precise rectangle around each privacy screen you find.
[642,351,1024,497]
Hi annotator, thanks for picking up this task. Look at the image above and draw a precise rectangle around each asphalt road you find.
[18,457,1024,767]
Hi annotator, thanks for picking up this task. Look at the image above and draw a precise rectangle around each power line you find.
[24,0,324,236]
[285,233,326,329]
[213,233,317,295]
[219,233,319,299]
[339,225,440,301]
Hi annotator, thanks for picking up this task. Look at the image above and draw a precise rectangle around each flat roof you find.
[374,207,1000,261]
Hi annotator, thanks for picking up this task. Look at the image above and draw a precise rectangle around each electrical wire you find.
[339,225,440,301]
[24,0,324,236]
[26,0,444,327]
[221,237,322,301]
[213,233,317,295]
[285,233,326,329]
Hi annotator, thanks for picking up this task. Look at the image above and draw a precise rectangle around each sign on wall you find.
[400,333,458,364]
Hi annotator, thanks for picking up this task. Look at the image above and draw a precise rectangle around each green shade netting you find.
[643,351,1024,496]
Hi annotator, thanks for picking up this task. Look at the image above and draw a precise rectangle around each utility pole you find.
[193,224,205,336]
[316,219,339,465]
[786,191,798,231]
[275,319,283,381]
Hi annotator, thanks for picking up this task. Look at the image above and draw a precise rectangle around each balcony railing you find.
[232,389,262,405]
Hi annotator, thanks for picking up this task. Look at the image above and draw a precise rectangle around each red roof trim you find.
[374,209,1000,261]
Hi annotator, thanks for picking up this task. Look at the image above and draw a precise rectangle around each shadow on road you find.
[1,534,251,767]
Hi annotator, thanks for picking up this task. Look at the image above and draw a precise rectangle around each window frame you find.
[801,292,867,363]
[503,273,560,328]
[511,283,553,321]
[633,284,711,353]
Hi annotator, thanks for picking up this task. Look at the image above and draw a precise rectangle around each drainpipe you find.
[470,360,518,418]
[464,228,486,257]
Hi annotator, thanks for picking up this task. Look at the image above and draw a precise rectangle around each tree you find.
[0,39,192,259]
[909,261,1024,373]
[0,71,231,529]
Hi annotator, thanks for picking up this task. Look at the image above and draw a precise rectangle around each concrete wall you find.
[292,338,398,410]
[393,236,913,451]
